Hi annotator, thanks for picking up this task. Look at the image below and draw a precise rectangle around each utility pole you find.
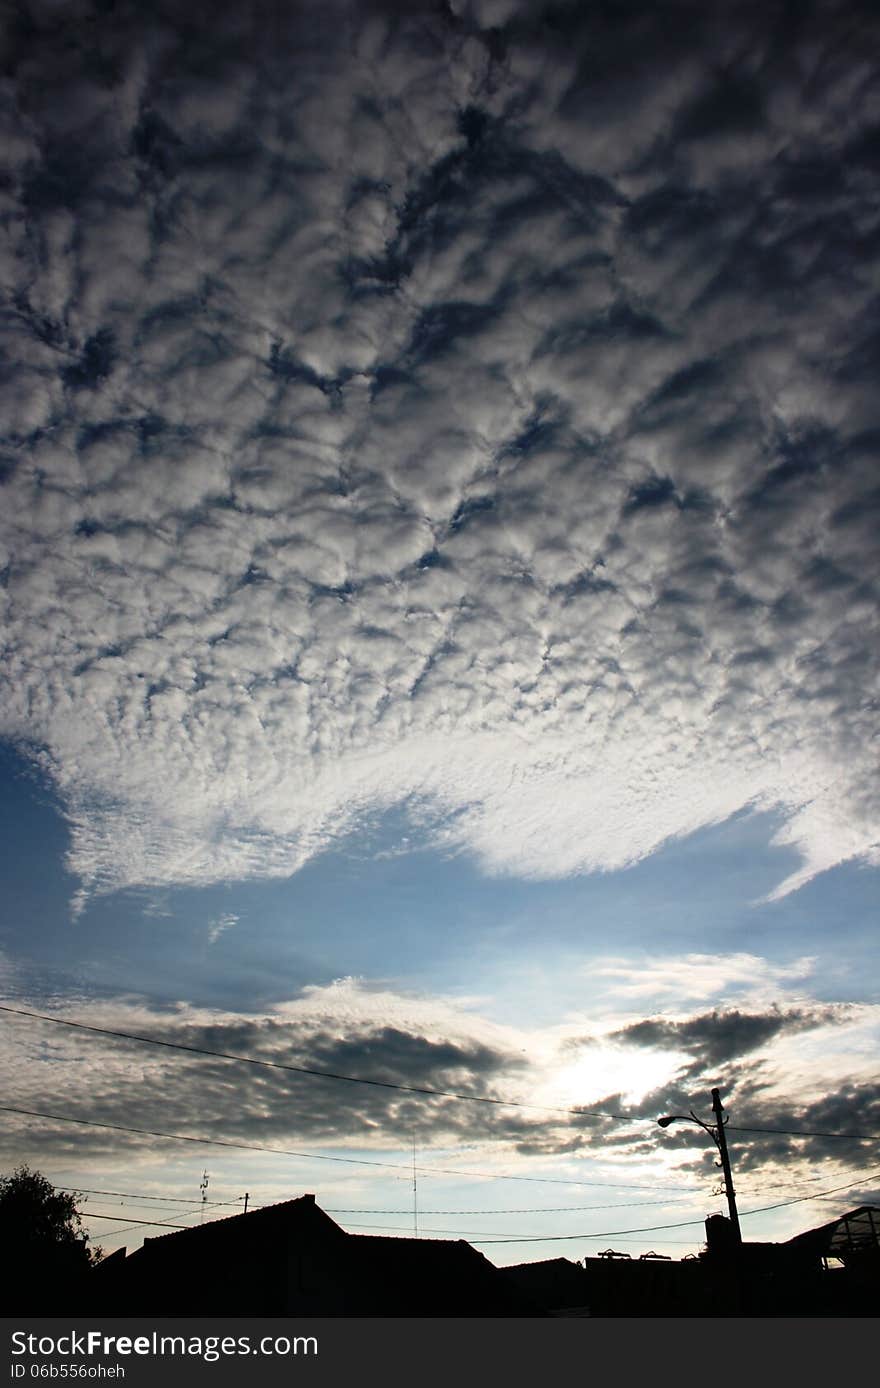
[711,1087,741,1244]
[243,1192,249,1215]
[658,1087,742,1245]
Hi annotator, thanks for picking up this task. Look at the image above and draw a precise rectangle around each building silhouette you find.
[94,1194,540,1316]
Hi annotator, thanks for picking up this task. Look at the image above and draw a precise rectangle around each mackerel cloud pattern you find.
[1,0,877,905]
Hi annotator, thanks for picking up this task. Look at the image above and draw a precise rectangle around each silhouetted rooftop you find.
[785,1205,880,1260]
[101,1194,538,1316]
[136,1193,339,1252]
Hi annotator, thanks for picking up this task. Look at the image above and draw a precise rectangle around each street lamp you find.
[658,1087,741,1243]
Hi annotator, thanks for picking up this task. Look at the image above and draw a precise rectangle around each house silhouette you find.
[88,1197,879,1317]
[95,1194,541,1316]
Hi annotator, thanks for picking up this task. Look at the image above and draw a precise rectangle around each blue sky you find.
[0,0,878,1265]
[3,740,877,1019]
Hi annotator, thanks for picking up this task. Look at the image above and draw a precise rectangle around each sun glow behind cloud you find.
[549,1042,683,1111]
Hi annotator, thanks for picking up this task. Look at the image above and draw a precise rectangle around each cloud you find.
[0,0,878,907]
[0,979,539,1162]
[557,989,880,1181]
[206,912,238,945]
[608,1005,842,1069]
[1,969,876,1186]
[590,953,818,1008]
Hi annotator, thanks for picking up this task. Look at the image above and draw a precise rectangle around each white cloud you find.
[590,953,818,1009]
[206,912,239,945]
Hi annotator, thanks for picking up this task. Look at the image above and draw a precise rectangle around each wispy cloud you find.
[206,913,238,945]
[590,953,818,1008]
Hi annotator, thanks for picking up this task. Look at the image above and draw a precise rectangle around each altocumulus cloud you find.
[0,0,878,907]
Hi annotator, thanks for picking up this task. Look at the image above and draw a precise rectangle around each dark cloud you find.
[726,1077,880,1170]
[609,1006,841,1069]
[0,999,539,1161]
[553,1069,880,1202]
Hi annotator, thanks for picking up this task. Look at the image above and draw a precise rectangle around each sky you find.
[0,0,878,1266]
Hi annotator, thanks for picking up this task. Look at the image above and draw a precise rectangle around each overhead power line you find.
[344,1226,702,1244]
[60,1185,692,1215]
[53,1149,866,1211]
[59,1186,244,1207]
[466,1169,880,1244]
[80,1211,207,1231]
[0,1003,634,1121]
[78,1209,512,1242]
[56,1166,863,1219]
[324,1198,692,1214]
[0,1102,695,1190]
[87,1199,224,1242]
[69,1189,692,1216]
[728,1123,880,1142]
[79,1168,880,1248]
[79,1208,515,1241]
[0,1102,433,1174]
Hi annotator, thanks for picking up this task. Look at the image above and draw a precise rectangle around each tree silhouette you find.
[1,1165,100,1309]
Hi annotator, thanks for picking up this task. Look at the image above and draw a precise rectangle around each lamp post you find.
[658,1087,742,1244]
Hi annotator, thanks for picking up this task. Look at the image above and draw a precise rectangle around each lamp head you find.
[657,1116,676,1128]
